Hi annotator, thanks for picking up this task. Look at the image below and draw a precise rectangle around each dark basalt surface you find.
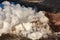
[0,34,31,40]
[45,12,60,32]
[0,33,60,40]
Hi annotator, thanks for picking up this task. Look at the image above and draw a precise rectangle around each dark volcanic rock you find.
[0,34,20,40]
[0,34,31,40]
[46,12,60,32]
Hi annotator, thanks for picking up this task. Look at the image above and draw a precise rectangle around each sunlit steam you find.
[0,1,52,40]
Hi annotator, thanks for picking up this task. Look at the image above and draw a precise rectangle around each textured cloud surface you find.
[0,1,52,40]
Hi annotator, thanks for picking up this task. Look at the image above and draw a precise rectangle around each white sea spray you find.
[0,1,52,40]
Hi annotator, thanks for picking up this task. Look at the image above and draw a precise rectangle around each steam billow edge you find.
[0,1,52,40]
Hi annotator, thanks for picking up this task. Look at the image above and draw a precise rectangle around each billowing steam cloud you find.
[0,1,52,40]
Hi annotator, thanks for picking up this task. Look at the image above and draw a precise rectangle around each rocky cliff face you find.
[46,12,60,32]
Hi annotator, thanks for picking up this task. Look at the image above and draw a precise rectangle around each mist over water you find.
[0,1,52,40]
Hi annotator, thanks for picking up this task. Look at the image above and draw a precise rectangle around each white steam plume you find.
[0,1,52,40]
